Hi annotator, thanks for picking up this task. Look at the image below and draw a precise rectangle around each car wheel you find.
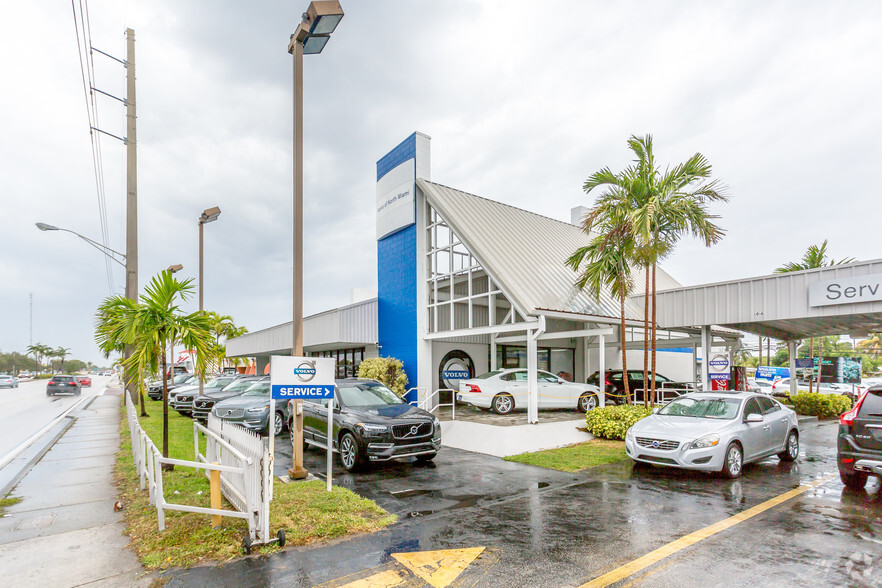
[778,431,798,462]
[416,452,436,462]
[339,432,363,472]
[46,391,52,396]
[273,411,285,436]
[840,470,868,489]
[721,442,743,479]
[579,392,598,412]
[491,393,514,415]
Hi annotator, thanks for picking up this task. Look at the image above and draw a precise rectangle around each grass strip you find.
[117,397,396,570]
[504,439,628,472]
[0,495,22,516]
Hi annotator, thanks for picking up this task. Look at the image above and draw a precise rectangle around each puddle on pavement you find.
[389,488,482,518]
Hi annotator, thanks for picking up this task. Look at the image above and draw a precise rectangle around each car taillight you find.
[48,381,55,386]
[840,390,868,426]
[466,384,481,393]
[605,374,612,387]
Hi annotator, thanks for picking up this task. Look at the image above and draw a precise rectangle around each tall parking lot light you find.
[288,1,344,480]
[198,206,221,398]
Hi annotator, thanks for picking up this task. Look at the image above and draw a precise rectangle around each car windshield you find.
[206,377,233,388]
[54,376,74,382]
[173,373,191,384]
[241,382,271,397]
[338,382,403,407]
[222,379,261,393]
[657,397,742,419]
[474,371,504,379]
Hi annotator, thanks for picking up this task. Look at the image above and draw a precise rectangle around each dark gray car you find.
[211,380,289,436]
[172,375,240,417]
[47,375,81,396]
[192,376,267,421]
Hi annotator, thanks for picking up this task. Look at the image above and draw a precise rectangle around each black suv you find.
[587,370,678,404]
[192,375,267,421]
[838,384,882,489]
[295,378,441,472]
[147,373,196,400]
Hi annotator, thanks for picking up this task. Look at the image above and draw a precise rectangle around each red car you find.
[76,375,92,388]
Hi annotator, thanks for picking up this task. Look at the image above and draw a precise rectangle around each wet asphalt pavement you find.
[161,421,882,587]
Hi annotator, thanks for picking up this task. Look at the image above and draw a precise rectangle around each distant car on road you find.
[459,369,602,414]
[837,385,882,489]
[626,392,799,478]
[47,375,81,396]
[76,375,92,388]
[0,374,19,388]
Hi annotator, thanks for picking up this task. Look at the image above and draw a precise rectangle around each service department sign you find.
[708,354,730,381]
[809,273,882,307]
[270,356,335,400]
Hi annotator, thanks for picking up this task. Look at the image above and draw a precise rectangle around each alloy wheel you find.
[493,395,513,414]
[788,433,799,459]
[274,412,283,436]
[580,393,597,412]
[341,435,356,469]
[727,444,742,477]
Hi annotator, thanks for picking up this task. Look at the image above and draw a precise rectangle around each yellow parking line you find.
[580,473,837,588]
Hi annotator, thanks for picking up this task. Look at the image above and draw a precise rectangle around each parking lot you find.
[161,420,882,587]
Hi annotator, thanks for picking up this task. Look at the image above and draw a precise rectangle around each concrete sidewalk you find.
[0,389,153,587]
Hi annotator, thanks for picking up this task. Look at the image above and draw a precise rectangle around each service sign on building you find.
[270,356,335,400]
[708,354,731,381]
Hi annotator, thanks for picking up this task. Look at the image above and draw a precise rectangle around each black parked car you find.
[147,373,196,401]
[192,376,267,421]
[294,378,441,472]
[47,375,81,396]
[838,385,882,489]
[587,369,679,404]
[172,375,241,417]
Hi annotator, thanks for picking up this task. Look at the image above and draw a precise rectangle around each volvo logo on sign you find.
[709,354,731,381]
[292,360,317,383]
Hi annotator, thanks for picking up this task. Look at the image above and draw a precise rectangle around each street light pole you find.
[198,207,221,398]
[287,1,344,480]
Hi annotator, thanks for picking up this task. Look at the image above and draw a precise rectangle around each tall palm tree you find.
[775,241,855,392]
[26,344,41,375]
[580,135,727,405]
[568,221,635,404]
[95,270,213,463]
[55,346,71,372]
[204,312,247,373]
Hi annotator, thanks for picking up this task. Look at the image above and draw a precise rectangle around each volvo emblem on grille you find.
[651,441,660,448]
[225,410,234,416]
[403,425,420,437]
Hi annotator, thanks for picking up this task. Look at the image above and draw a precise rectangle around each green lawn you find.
[504,439,628,472]
[118,397,396,570]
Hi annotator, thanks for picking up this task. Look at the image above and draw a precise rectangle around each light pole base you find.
[288,466,309,480]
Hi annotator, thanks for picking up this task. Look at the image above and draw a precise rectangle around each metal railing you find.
[125,394,273,546]
[409,387,456,420]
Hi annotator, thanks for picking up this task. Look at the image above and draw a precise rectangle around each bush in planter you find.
[357,357,409,397]
[586,404,653,440]
[789,392,852,419]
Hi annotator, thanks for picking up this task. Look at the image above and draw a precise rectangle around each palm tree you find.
[568,214,635,404]
[55,347,71,372]
[26,344,41,375]
[204,312,247,373]
[775,241,855,392]
[95,270,213,463]
[579,135,728,405]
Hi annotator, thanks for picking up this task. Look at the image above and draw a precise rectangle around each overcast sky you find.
[2,1,880,366]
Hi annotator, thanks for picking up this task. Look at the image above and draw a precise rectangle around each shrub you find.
[789,393,852,419]
[357,357,409,397]
[586,404,653,440]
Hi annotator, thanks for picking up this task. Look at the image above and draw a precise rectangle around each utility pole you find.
[125,28,139,404]
[29,293,32,346]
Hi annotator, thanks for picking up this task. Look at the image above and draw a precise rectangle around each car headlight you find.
[626,426,635,440]
[432,416,440,428]
[358,423,388,434]
[690,434,720,449]
[246,406,269,414]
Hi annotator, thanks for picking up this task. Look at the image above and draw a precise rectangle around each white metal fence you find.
[410,387,455,419]
[125,394,273,546]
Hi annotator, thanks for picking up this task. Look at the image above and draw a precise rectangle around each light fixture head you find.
[303,34,331,55]
[35,222,58,231]
[305,1,344,35]
[200,206,221,224]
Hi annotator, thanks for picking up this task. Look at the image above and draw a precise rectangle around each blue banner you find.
[272,384,335,400]
[755,366,791,381]
[795,358,813,369]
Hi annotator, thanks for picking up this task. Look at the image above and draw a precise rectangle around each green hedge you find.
[586,404,653,440]
[789,393,852,419]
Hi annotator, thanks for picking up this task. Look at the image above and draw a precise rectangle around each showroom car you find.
[46,375,82,396]
[458,369,602,414]
[587,369,681,404]
[0,374,19,388]
[171,374,240,417]
[298,378,441,472]
[192,376,267,421]
[837,384,882,489]
[212,379,288,436]
[625,392,799,478]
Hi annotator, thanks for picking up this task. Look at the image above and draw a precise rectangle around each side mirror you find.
[557,379,565,384]
[746,413,763,423]
[652,407,660,414]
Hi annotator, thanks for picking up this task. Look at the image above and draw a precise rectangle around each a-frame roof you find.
[418,179,682,322]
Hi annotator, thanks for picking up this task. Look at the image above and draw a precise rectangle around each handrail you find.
[410,388,456,420]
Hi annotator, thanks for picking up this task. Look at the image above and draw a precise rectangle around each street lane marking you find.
[580,473,838,588]
[340,568,410,587]
[392,547,485,588]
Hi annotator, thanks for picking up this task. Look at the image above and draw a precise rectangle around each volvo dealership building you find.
[227,132,882,423]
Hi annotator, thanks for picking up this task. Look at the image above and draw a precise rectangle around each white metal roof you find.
[418,179,682,321]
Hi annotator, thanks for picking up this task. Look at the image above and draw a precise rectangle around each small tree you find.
[358,357,409,397]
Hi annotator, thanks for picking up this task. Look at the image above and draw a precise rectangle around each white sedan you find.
[457,369,603,414]
[625,392,799,478]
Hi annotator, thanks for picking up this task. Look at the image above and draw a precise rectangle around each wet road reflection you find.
[163,421,879,587]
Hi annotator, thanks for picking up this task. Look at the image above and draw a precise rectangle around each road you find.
[0,376,113,461]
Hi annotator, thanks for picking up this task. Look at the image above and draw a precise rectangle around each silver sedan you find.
[625,392,799,478]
